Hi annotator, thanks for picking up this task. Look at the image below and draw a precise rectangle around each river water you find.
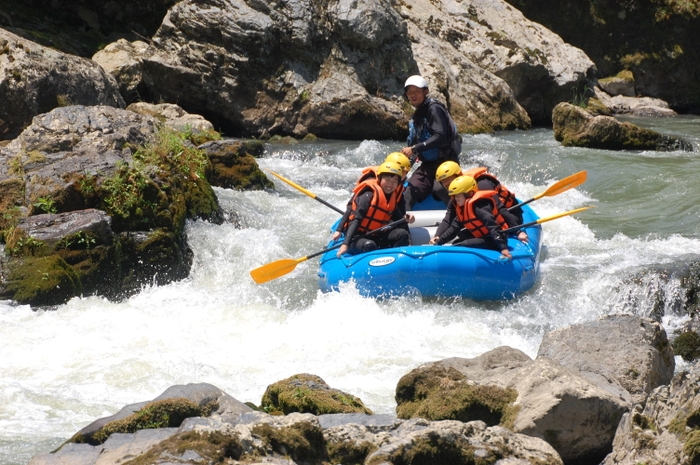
[1,116,699,464]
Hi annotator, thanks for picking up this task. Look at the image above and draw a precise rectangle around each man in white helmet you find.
[400,75,462,210]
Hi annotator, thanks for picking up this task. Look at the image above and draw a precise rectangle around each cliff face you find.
[504,0,700,113]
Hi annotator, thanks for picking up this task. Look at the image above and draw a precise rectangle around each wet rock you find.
[537,314,675,407]
[199,139,274,190]
[552,102,693,151]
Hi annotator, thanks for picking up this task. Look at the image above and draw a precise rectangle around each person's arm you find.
[496,198,528,243]
[337,190,373,256]
[473,199,510,256]
[433,201,456,242]
[432,214,460,245]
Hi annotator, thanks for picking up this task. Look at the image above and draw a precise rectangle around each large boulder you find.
[125,0,596,138]
[0,105,224,306]
[602,363,700,465]
[398,346,630,464]
[537,314,676,406]
[0,29,124,141]
[552,102,694,151]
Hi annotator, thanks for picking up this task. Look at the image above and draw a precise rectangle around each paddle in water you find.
[266,169,344,215]
[508,170,587,211]
[250,218,407,284]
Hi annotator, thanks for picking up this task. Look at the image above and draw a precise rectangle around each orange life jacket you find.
[348,178,400,234]
[462,167,517,209]
[455,190,509,238]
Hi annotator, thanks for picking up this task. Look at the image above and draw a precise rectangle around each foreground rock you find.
[396,315,676,464]
[602,362,700,465]
[29,382,563,465]
[0,29,124,141]
[537,314,675,406]
[552,102,693,151]
[0,105,225,306]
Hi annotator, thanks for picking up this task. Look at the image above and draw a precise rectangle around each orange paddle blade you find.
[250,257,308,284]
[535,170,587,200]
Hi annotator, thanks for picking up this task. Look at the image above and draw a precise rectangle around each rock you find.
[598,71,636,97]
[0,29,124,141]
[199,139,273,190]
[399,0,596,127]
[129,0,597,138]
[126,102,214,133]
[594,86,677,117]
[92,39,150,105]
[503,0,700,113]
[602,363,700,465]
[510,357,629,464]
[552,102,693,151]
[537,314,675,406]
[29,383,564,464]
[0,105,225,306]
[260,373,373,415]
[14,210,114,248]
[405,347,630,464]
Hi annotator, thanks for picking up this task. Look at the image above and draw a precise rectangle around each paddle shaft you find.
[267,169,344,215]
[250,217,408,284]
[508,170,587,211]
[502,206,592,234]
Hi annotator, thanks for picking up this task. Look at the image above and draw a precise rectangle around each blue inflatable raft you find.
[317,200,542,300]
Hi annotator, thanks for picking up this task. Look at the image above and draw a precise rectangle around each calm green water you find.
[1,115,699,464]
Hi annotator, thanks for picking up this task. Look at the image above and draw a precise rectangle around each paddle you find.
[502,206,593,234]
[508,170,587,211]
[250,218,408,284]
[266,169,344,215]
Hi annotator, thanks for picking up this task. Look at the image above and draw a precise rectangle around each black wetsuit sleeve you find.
[435,201,456,237]
[342,190,373,246]
[473,199,508,250]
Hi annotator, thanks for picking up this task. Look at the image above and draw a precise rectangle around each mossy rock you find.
[395,365,519,427]
[673,331,700,362]
[252,422,328,463]
[204,141,273,190]
[113,430,244,465]
[3,255,81,306]
[67,398,217,446]
[260,373,373,415]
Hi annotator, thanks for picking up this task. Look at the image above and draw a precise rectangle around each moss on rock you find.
[120,430,243,465]
[260,373,373,415]
[395,365,519,427]
[252,421,328,464]
[673,331,700,362]
[68,398,217,446]
[4,255,81,305]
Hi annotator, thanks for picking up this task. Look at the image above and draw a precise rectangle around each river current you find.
[1,116,699,464]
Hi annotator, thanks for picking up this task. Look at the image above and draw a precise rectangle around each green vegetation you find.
[33,196,57,214]
[672,331,700,362]
[122,431,243,465]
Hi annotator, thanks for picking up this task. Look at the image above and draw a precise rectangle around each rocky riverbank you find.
[27,314,700,465]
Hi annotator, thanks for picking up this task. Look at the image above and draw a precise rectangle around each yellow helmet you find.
[376,161,403,178]
[448,175,478,196]
[435,161,462,181]
[384,152,411,171]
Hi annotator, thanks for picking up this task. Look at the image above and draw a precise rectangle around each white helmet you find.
[404,75,428,90]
